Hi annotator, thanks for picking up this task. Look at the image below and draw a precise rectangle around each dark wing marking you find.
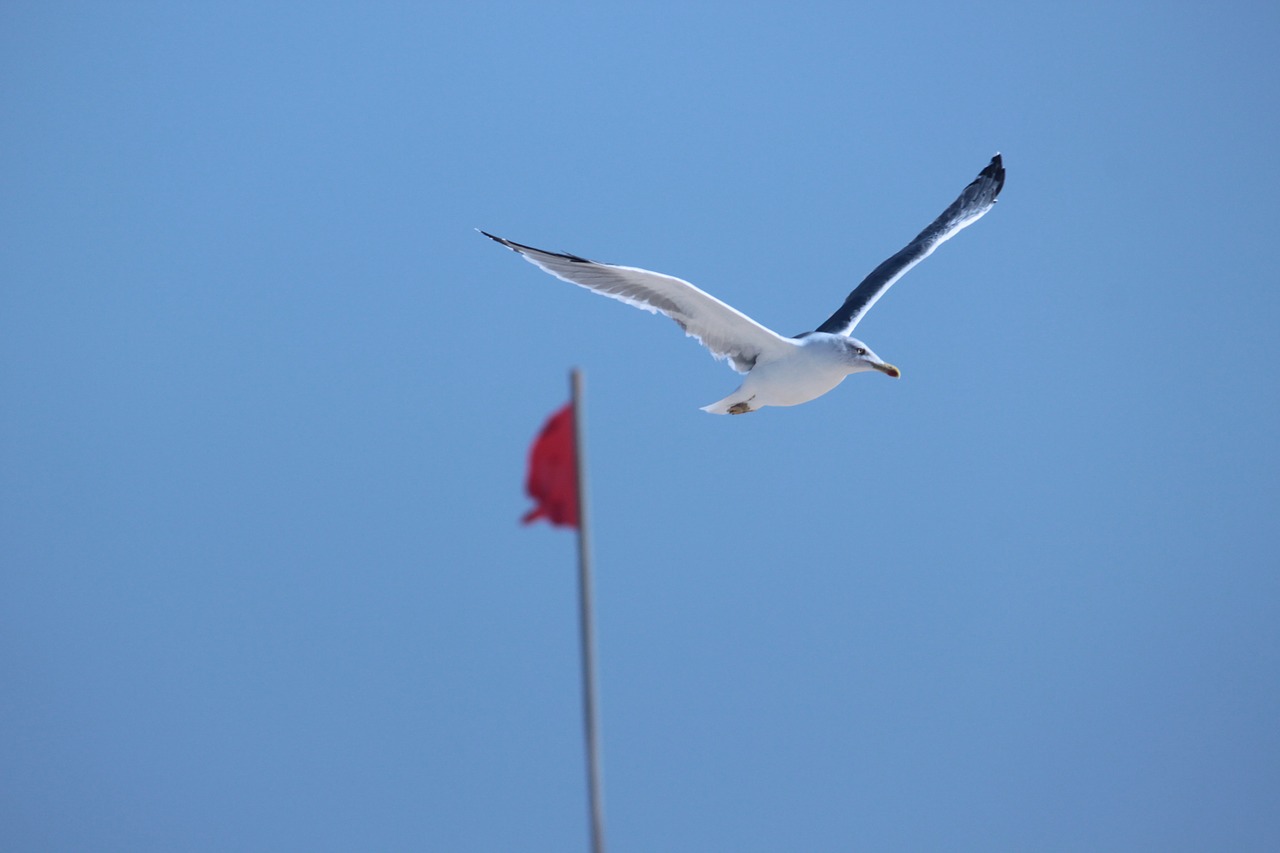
[814,153,1005,336]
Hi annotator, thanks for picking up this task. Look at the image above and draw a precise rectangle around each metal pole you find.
[571,368,606,853]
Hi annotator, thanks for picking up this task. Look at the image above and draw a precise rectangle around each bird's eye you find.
[854,346,867,356]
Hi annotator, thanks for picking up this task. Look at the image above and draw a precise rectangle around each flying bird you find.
[482,153,1004,414]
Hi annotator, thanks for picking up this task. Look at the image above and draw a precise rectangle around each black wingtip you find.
[478,231,597,264]
[962,154,1005,202]
[478,230,532,255]
[984,153,1006,198]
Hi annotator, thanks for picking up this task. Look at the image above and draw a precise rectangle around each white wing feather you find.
[482,232,795,373]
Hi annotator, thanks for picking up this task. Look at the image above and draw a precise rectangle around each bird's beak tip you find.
[879,362,901,378]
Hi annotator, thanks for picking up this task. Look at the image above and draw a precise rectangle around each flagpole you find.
[570,367,607,853]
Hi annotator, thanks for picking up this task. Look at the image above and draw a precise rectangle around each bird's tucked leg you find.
[701,390,756,415]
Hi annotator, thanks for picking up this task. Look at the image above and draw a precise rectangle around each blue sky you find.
[3,2,1278,850]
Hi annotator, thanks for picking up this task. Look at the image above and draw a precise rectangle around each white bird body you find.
[483,154,1004,414]
[701,333,889,414]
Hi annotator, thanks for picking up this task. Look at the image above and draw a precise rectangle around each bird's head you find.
[842,337,900,378]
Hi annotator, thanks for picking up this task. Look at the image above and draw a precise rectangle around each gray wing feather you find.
[815,153,1006,336]
[481,232,794,373]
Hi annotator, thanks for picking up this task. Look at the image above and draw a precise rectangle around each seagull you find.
[483,153,1004,414]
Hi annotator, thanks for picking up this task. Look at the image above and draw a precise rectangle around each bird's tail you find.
[700,390,755,415]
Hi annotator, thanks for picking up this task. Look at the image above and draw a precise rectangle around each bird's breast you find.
[743,345,850,407]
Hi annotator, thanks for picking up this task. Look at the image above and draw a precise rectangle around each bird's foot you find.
[727,399,755,415]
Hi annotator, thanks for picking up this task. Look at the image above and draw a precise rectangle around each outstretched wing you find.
[481,231,795,373]
[815,153,1006,336]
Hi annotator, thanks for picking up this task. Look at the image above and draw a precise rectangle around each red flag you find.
[522,402,578,527]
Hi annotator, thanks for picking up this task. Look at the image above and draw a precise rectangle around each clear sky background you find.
[3,2,1278,851]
